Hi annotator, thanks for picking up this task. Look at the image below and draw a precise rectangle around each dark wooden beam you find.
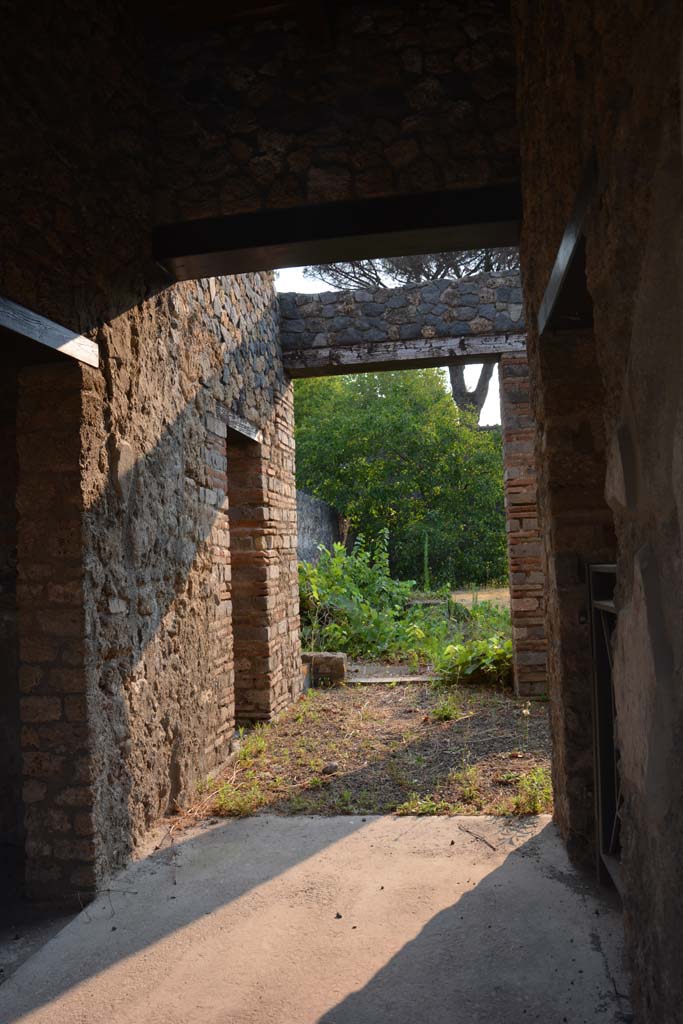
[149,1,296,33]
[537,156,597,335]
[0,296,99,368]
[284,332,526,379]
[227,412,263,444]
[154,185,522,281]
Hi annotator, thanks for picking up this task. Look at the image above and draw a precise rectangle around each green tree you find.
[294,370,506,587]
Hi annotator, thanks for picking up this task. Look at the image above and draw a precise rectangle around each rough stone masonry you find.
[4,4,683,1020]
[3,272,301,901]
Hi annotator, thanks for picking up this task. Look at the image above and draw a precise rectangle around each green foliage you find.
[423,534,431,591]
[435,599,513,685]
[456,599,512,638]
[299,533,449,663]
[438,635,513,687]
[431,694,462,721]
[299,535,513,674]
[294,370,506,587]
[511,766,553,815]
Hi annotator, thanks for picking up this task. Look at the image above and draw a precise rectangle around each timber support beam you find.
[279,272,526,378]
[283,332,526,378]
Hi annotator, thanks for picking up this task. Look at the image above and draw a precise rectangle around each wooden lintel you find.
[227,412,263,443]
[0,296,99,368]
[537,156,597,335]
[154,185,522,280]
[284,333,526,379]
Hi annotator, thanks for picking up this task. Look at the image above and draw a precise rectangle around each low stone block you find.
[302,651,348,685]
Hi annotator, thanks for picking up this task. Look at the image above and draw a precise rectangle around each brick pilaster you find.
[499,352,548,697]
[228,387,301,722]
[16,362,96,902]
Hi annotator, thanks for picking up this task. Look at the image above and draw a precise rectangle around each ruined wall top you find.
[279,271,524,352]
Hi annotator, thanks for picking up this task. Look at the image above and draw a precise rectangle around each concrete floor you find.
[0,815,630,1024]
[0,841,76,987]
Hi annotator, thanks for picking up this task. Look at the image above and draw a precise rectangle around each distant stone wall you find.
[297,491,342,564]
[279,273,523,351]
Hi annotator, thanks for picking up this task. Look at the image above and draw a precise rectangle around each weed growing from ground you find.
[511,766,553,815]
[238,723,268,764]
[451,765,484,809]
[396,793,462,815]
[431,694,462,721]
[216,780,264,816]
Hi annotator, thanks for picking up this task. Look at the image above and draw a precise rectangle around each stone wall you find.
[513,2,683,1017]
[78,272,299,883]
[296,491,342,564]
[0,364,20,844]
[534,331,615,863]
[153,1,518,225]
[7,272,301,900]
[499,353,546,698]
[279,273,523,352]
[0,4,153,336]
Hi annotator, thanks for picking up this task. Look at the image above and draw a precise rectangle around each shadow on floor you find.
[0,839,75,989]
[0,816,629,1024]
[318,829,630,1024]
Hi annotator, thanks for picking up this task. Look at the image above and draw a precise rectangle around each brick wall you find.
[499,352,547,697]
[513,4,682,1014]
[534,331,615,862]
[229,388,301,722]
[15,361,95,901]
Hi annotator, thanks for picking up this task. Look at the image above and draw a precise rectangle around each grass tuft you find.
[396,793,462,815]
[511,766,553,815]
[216,780,264,816]
[431,694,462,722]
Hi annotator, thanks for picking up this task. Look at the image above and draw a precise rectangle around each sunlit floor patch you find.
[0,815,629,1024]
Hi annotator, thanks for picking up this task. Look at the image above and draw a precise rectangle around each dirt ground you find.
[451,587,511,608]
[173,681,552,832]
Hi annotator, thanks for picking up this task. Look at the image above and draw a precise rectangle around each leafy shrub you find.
[299,533,450,663]
[299,537,513,670]
[438,635,513,687]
